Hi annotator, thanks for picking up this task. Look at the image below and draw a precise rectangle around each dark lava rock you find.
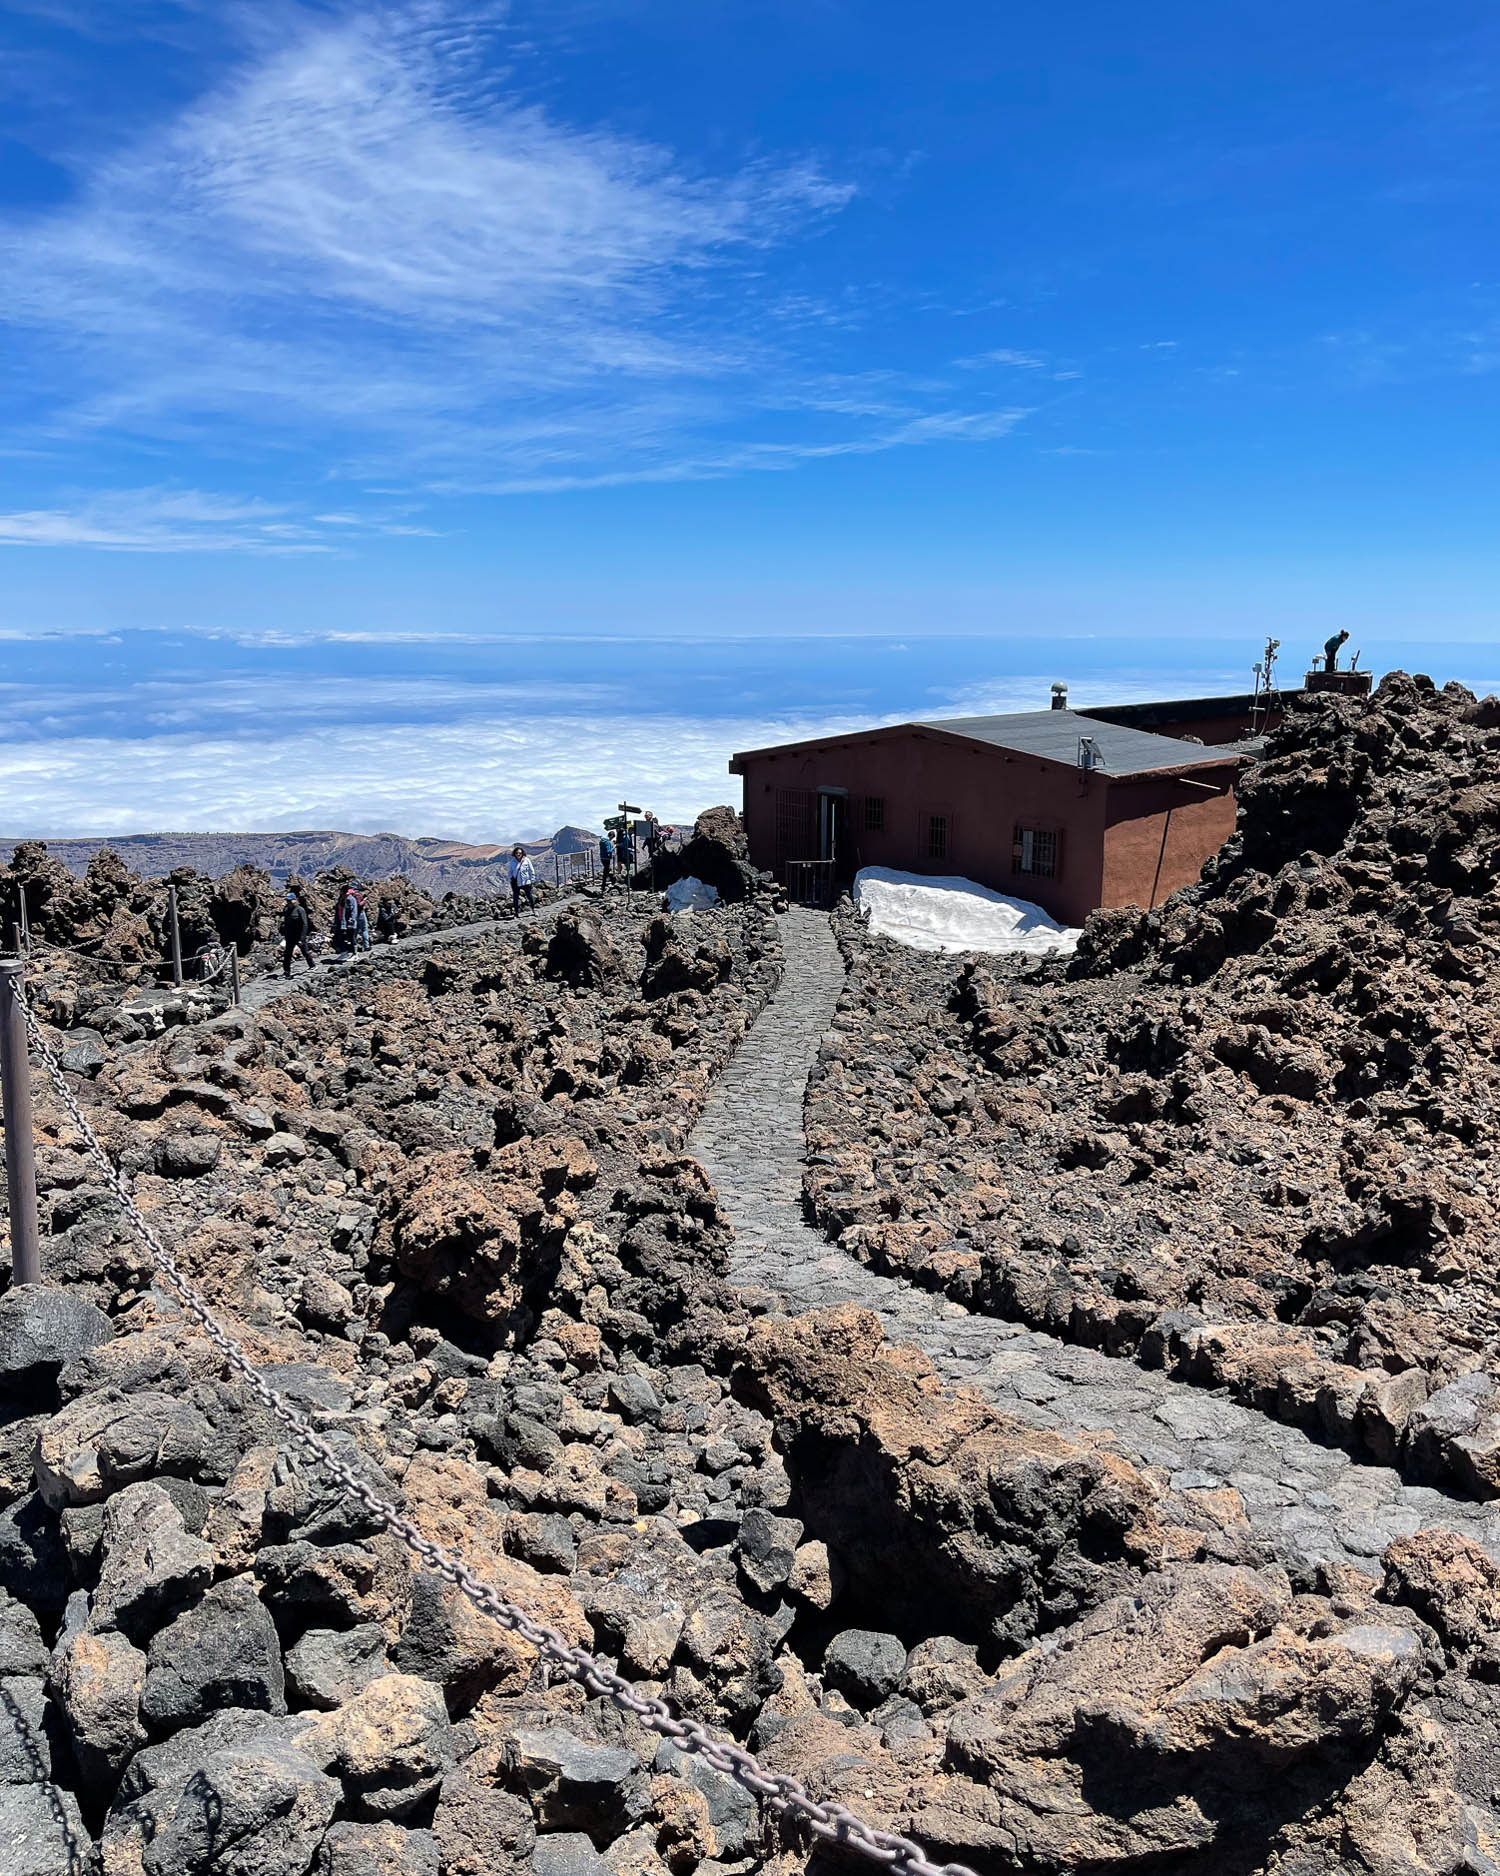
[106,1708,338,1876]
[822,1628,909,1709]
[285,1625,389,1712]
[504,1725,650,1840]
[140,1573,288,1730]
[0,1289,111,1398]
[155,1131,222,1178]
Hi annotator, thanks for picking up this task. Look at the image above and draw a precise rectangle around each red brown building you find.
[728,705,1248,927]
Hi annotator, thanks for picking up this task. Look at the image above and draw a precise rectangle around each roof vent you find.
[1050,682,1068,711]
[1078,735,1104,772]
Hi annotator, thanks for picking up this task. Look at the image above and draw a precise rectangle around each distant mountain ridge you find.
[0,827,604,898]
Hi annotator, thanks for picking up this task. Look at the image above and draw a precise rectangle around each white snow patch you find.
[854,866,1080,956]
[665,876,721,913]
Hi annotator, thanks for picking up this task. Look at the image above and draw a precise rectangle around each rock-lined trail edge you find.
[691,906,1500,1577]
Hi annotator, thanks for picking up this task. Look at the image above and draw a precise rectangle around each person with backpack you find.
[508,845,537,918]
[354,887,371,952]
[599,832,614,889]
[281,890,314,977]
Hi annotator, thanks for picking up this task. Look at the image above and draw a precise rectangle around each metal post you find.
[0,962,42,1288]
[229,948,241,1007]
[17,892,28,958]
[168,885,183,987]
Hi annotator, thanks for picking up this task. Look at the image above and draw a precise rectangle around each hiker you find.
[1323,628,1350,672]
[281,890,314,977]
[375,898,402,943]
[509,845,537,918]
[354,888,371,952]
[332,885,359,956]
[644,813,661,861]
[599,832,614,888]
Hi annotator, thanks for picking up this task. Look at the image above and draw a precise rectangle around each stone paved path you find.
[691,907,1500,1575]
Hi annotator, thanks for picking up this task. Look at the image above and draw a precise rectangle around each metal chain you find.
[14,990,976,1876]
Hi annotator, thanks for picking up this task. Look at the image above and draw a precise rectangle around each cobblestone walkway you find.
[690,907,1500,1575]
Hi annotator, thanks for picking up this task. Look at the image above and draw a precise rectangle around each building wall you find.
[1081,693,1292,746]
[736,730,1111,927]
[1101,772,1239,909]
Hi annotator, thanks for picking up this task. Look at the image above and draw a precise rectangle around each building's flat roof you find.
[913,709,1238,775]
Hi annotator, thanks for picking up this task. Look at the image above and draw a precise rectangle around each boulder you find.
[532,1834,613,1876]
[0,1495,67,1610]
[300,1673,456,1820]
[503,1725,651,1842]
[104,1707,338,1876]
[0,1589,48,1677]
[0,1289,111,1399]
[285,1625,389,1712]
[316,1821,439,1876]
[0,1675,58,1783]
[35,1390,219,1510]
[140,1573,287,1730]
[157,1131,222,1178]
[545,914,625,990]
[822,1629,906,1709]
[735,1509,802,1597]
[90,1482,213,1643]
[430,1754,537,1876]
[0,1780,93,1876]
[51,1626,147,1794]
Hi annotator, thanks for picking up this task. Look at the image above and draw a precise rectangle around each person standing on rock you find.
[354,888,371,952]
[1323,629,1350,672]
[509,845,537,918]
[599,831,615,889]
[281,890,314,977]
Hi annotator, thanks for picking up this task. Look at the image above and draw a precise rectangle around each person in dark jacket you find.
[599,832,614,888]
[375,898,403,943]
[281,891,314,977]
[1323,628,1350,672]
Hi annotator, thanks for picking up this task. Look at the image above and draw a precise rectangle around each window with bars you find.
[927,815,948,861]
[863,795,885,832]
[1012,825,1059,877]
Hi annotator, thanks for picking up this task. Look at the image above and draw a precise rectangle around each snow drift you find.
[665,876,721,913]
[853,866,1080,956]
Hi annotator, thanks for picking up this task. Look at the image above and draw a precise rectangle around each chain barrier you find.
[14,988,976,1876]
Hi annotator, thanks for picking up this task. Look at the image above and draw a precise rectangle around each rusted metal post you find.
[229,948,241,1007]
[0,961,42,1287]
[168,885,183,987]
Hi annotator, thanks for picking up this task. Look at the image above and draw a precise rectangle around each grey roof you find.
[914,709,1240,776]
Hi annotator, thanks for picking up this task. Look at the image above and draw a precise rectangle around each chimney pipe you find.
[1050,682,1068,711]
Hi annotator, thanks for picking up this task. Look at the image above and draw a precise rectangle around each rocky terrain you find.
[806,675,1500,1497]
[0,836,574,1055]
[0,726,1498,1876]
[0,828,611,902]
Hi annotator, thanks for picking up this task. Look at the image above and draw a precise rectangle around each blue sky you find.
[1,1,1497,834]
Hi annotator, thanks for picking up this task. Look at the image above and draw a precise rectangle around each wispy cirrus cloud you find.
[0,0,1033,541]
[0,487,436,553]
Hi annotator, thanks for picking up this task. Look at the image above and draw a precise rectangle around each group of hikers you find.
[279,882,405,977]
[277,818,673,978]
[598,811,666,886]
